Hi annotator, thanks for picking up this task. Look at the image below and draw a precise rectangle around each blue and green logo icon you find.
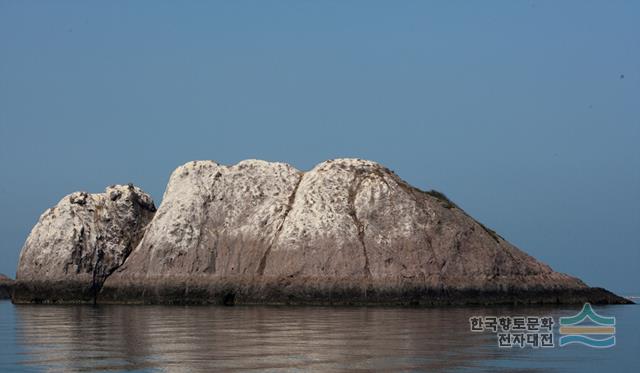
[559,303,616,348]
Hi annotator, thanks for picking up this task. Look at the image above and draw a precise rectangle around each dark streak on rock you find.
[347,169,372,278]
[257,172,303,276]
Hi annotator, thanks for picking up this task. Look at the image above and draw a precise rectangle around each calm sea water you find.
[0,300,638,372]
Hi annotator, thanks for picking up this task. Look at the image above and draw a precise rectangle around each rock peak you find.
[14,185,156,303]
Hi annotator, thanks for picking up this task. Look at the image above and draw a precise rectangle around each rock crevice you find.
[258,172,303,276]
[348,173,371,278]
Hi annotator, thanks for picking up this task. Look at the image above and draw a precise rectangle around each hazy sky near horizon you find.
[1,1,638,293]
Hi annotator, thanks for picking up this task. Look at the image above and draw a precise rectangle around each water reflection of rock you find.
[15,305,527,372]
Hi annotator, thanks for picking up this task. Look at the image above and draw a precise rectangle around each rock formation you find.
[13,159,631,305]
[13,184,156,303]
[0,274,13,299]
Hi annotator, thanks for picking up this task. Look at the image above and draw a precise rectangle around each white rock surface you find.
[109,160,302,278]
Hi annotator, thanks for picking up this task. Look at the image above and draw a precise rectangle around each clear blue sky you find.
[1,1,638,294]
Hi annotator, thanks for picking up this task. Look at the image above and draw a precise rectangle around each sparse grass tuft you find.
[478,222,503,243]
[425,190,457,209]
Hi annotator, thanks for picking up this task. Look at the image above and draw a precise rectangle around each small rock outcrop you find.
[0,274,13,299]
[13,185,156,303]
[13,159,631,305]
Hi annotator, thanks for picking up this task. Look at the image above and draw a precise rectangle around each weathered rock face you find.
[14,185,156,303]
[14,159,630,305]
[0,274,13,299]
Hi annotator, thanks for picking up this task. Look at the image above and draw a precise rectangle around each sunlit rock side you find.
[13,185,156,303]
[97,159,629,305]
[101,160,303,302]
[0,274,13,299]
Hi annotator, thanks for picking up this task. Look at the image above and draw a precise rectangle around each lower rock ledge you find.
[10,277,632,306]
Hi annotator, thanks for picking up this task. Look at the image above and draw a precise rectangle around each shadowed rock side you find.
[13,185,156,304]
[0,274,13,299]
[94,159,630,305]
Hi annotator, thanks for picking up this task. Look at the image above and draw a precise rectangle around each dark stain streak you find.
[347,170,372,278]
[257,172,304,276]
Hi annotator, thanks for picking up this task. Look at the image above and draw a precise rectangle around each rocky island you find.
[0,274,13,299]
[12,159,631,305]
